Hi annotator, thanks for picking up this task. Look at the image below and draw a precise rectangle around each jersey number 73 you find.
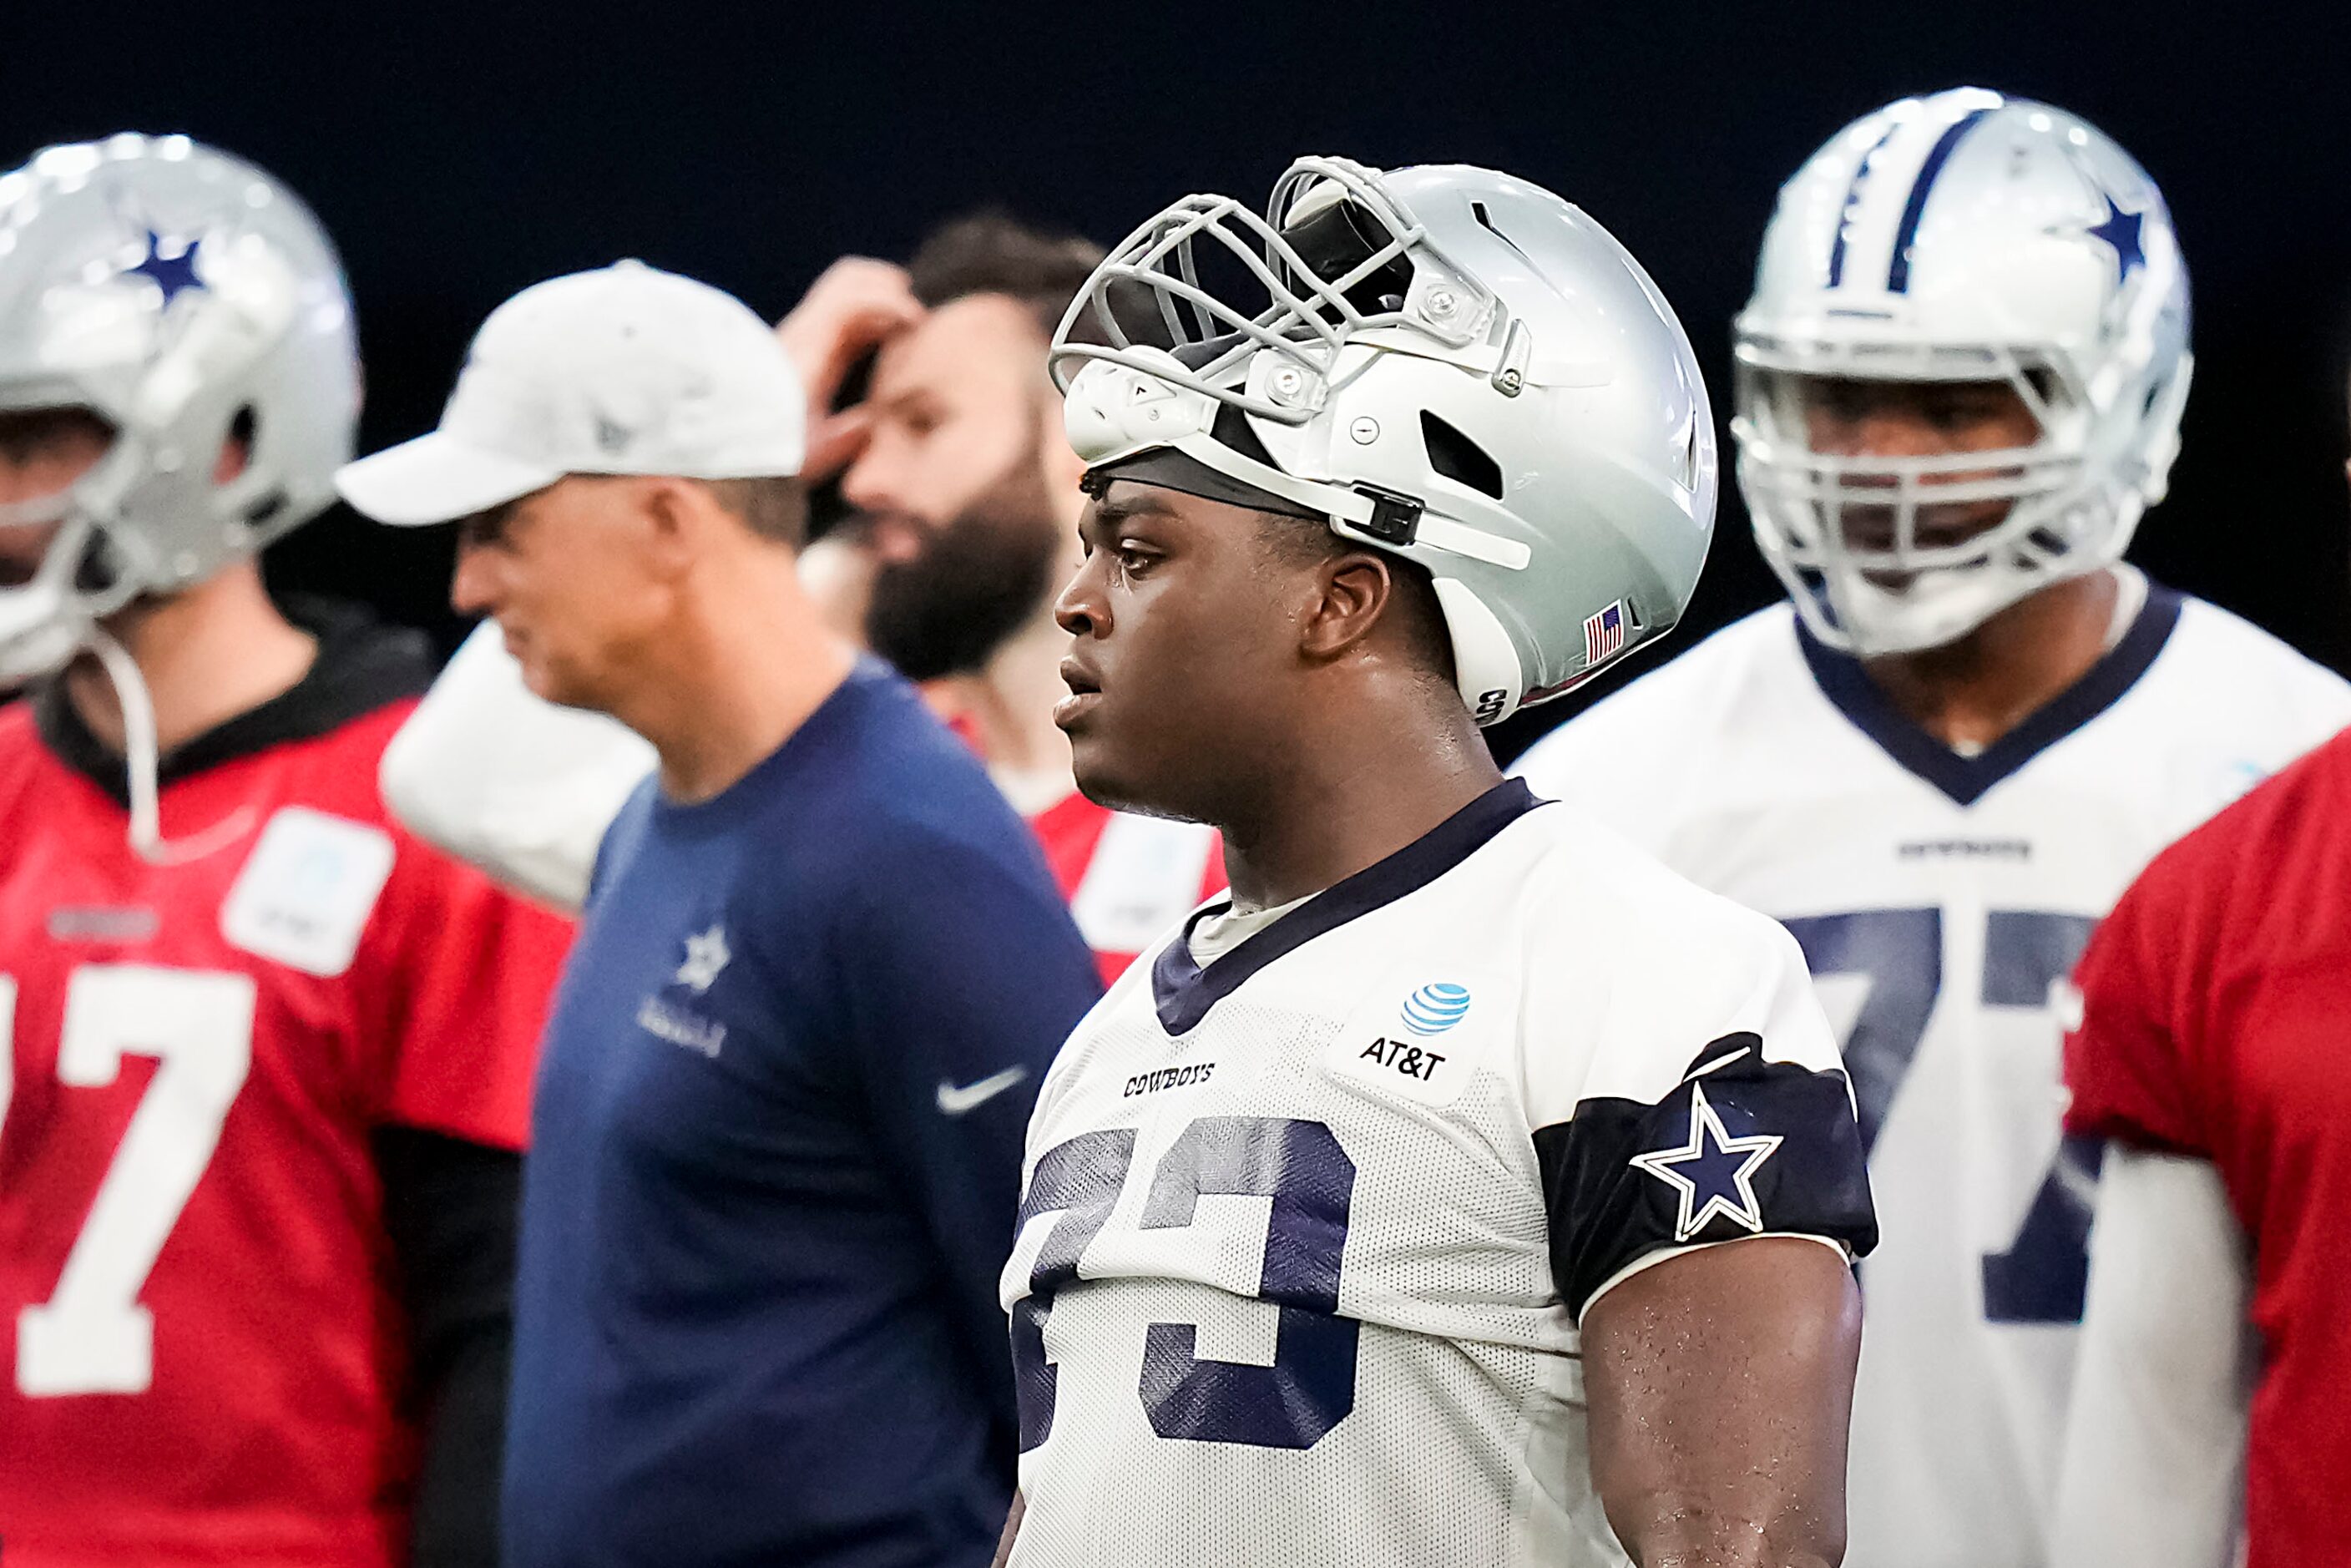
[1013,1115,1358,1453]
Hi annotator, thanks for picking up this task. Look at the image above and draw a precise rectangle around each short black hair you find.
[905,212,1104,340]
[1251,509,1459,693]
[700,475,808,547]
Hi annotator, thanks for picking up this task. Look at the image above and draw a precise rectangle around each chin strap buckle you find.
[1349,483,1424,547]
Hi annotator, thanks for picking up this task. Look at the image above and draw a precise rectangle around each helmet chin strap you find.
[82,625,255,865]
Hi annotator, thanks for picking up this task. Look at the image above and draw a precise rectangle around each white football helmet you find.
[1050,155,1716,726]
[1735,88,2192,655]
[0,133,359,683]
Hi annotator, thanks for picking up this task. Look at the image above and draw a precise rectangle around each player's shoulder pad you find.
[2165,594,2351,721]
[1523,817,1876,1311]
[1519,805,1838,1090]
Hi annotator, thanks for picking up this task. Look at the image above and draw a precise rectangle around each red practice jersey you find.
[1027,790,1225,984]
[2065,725,2351,1568]
[0,625,572,1567]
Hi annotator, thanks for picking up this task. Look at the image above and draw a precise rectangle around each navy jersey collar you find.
[1151,777,1544,1036]
[1796,584,2183,808]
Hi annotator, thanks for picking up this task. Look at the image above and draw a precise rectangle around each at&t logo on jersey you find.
[1327,977,1494,1106]
[1399,982,1471,1036]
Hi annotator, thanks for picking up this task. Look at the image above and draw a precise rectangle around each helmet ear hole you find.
[1418,411,1503,499]
[221,403,289,532]
[224,403,260,482]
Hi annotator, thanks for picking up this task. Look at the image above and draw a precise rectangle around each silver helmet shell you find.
[0,133,358,681]
[1050,155,1716,726]
[1734,89,2192,655]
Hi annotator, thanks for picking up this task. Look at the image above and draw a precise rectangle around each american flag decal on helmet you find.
[1583,600,1626,666]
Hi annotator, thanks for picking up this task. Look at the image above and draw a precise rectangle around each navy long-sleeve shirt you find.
[503,660,1101,1568]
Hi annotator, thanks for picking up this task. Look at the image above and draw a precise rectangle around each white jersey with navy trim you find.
[1001,781,1875,1568]
[1513,585,2351,1568]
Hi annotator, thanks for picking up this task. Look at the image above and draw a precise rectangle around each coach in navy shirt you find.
[337,261,1101,1567]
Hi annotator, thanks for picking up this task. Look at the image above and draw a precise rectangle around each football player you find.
[378,217,1223,979]
[0,136,571,1566]
[995,156,1877,1568]
[1513,88,2351,1567]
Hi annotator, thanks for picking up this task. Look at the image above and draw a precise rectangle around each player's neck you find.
[1859,569,2122,754]
[1214,690,1504,915]
[628,549,857,807]
[63,563,317,757]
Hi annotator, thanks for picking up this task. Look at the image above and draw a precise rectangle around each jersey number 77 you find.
[1782,908,2100,1324]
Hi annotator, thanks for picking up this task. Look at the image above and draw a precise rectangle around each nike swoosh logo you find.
[936,1065,1030,1115]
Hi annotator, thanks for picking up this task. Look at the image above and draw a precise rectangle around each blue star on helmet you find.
[122,230,206,307]
[2082,194,2146,284]
[1629,1081,1785,1241]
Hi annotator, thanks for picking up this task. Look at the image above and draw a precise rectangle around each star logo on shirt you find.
[122,229,207,307]
[675,923,731,994]
[1630,1081,1784,1242]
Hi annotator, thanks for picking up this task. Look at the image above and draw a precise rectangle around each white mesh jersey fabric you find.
[1514,594,2351,1568]
[1004,802,1848,1567]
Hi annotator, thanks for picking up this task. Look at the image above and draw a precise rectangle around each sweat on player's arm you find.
[1538,865,1870,1566]
[1008,1241,1866,1568]
[1584,1237,1862,1568]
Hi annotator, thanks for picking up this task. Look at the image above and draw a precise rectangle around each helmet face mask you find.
[1053,156,1716,726]
[1734,89,2192,658]
[0,134,359,682]
[1737,356,2102,655]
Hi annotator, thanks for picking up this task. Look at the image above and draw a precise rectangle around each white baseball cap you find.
[336,260,806,526]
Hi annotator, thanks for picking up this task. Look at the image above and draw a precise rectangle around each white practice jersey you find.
[1002,781,1878,1568]
[1513,585,2351,1568]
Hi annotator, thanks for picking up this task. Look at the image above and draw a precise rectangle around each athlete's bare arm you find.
[1583,1236,1862,1568]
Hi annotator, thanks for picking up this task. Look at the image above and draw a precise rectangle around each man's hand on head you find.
[776,258,926,483]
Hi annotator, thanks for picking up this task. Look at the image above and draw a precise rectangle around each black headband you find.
[1079,401,1327,523]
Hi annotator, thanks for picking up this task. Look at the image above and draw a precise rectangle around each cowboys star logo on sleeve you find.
[1630,1080,1784,1241]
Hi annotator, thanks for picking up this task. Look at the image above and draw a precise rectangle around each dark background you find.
[14,0,2348,761]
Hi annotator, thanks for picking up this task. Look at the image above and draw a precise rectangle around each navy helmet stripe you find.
[1886,107,1995,293]
[1826,122,1903,289]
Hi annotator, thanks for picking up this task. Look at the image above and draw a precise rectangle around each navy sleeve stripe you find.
[1534,1033,1878,1316]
